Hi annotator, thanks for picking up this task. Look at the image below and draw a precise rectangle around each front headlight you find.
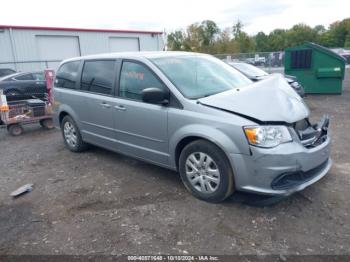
[243,125,292,148]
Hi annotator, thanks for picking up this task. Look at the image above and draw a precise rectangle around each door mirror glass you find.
[142,87,169,105]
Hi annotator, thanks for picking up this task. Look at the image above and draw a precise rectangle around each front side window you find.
[14,73,34,81]
[119,61,166,101]
[151,55,251,99]
[56,61,80,89]
[81,60,115,95]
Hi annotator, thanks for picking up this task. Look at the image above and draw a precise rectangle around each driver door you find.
[113,60,170,166]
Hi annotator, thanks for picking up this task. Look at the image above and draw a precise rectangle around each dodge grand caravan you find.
[53,52,331,202]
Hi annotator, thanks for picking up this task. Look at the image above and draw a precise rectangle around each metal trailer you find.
[0,69,55,136]
[0,92,53,136]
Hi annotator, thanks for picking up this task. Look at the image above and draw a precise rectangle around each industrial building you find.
[0,25,164,71]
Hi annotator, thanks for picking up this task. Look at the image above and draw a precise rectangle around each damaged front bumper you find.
[230,116,332,196]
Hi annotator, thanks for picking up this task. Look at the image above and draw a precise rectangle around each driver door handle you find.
[114,105,126,111]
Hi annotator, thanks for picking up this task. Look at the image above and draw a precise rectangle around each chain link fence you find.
[1,53,285,75]
[1,48,348,75]
[214,51,285,74]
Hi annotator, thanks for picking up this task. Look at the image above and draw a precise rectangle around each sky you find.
[0,0,349,35]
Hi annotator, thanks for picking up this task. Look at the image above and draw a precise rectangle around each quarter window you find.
[119,61,166,101]
[56,61,80,89]
[81,60,115,95]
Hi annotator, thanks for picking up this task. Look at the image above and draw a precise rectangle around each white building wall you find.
[0,30,14,62]
[0,28,164,71]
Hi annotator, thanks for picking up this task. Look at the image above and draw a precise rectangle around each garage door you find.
[109,37,139,52]
[36,35,80,69]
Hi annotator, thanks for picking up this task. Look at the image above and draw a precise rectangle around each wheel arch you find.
[56,104,80,129]
[171,125,240,172]
[59,111,69,126]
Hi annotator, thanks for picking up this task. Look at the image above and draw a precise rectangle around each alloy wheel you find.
[185,152,221,194]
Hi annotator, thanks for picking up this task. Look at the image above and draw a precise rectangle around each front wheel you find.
[179,140,235,203]
[7,124,23,136]
[61,115,88,152]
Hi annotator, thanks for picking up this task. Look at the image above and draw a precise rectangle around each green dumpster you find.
[284,42,346,94]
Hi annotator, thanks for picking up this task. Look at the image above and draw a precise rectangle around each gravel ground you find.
[0,72,349,256]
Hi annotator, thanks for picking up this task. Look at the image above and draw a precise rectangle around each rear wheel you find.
[61,115,88,152]
[7,124,23,136]
[179,140,235,202]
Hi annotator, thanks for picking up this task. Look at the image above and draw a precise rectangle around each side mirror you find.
[142,87,169,105]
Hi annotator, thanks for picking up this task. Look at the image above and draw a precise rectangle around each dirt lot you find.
[0,73,349,256]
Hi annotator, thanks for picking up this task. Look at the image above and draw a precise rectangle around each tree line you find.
[167,18,350,54]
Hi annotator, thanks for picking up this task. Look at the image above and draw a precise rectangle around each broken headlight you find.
[244,126,292,148]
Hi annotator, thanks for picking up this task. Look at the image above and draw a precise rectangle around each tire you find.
[179,139,235,203]
[61,115,88,152]
[40,118,54,129]
[7,124,23,136]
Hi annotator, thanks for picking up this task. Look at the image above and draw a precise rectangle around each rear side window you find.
[81,60,115,95]
[33,72,45,81]
[291,49,312,69]
[15,73,34,80]
[56,61,80,89]
[119,61,166,101]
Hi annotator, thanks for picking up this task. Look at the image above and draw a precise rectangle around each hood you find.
[198,74,309,123]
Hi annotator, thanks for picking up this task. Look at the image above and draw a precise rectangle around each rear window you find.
[81,60,115,95]
[56,61,80,89]
[33,72,45,81]
[0,69,15,77]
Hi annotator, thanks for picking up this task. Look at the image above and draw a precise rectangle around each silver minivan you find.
[53,52,331,202]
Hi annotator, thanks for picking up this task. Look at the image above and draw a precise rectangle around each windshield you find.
[230,63,268,77]
[150,55,251,99]
[343,54,350,64]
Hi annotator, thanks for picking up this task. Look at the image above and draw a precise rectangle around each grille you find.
[293,117,328,148]
[271,159,329,190]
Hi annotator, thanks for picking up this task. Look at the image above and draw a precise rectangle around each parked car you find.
[245,56,266,66]
[228,62,305,97]
[0,71,47,99]
[0,68,16,77]
[341,52,350,65]
[53,52,331,202]
[268,52,284,67]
